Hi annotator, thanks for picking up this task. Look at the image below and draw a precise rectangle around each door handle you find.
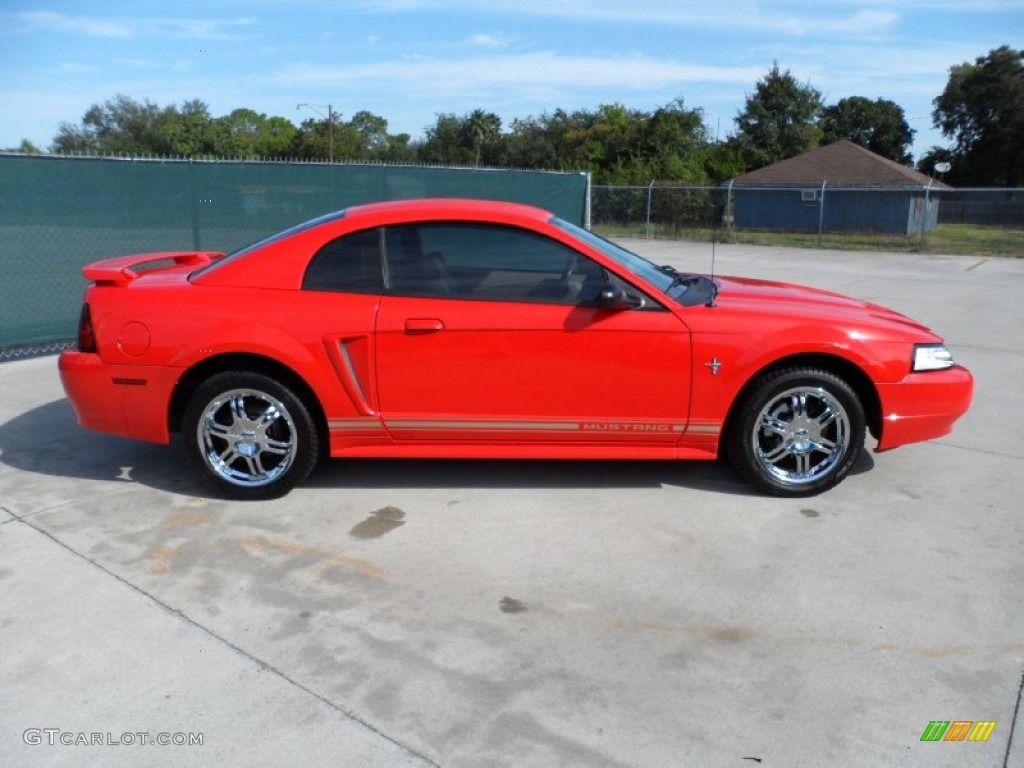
[404,318,444,333]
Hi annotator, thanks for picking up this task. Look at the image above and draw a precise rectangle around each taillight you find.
[78,303,96,352]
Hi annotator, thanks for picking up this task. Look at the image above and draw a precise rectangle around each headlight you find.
[912,343,955,371]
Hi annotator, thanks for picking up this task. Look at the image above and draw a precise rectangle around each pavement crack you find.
[930,441,1024,461]
[11,514,441,768]
[1004,670,1024,768]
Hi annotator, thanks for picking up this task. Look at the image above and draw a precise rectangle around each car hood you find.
[710,275,938,338]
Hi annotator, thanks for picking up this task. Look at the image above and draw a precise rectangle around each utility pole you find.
[296,103,336,162]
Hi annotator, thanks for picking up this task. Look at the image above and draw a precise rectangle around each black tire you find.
[726,367,865,497]
[183,371,320,500]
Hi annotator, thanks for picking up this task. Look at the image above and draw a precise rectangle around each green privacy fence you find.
[0,153,589,355]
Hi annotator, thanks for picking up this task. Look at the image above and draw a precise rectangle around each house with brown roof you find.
[727,139,949,235]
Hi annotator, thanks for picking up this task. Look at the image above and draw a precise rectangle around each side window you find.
[384,222,606,304]
[303,228,382,293]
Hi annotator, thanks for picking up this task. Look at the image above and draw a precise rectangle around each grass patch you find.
[595,222,1024,257]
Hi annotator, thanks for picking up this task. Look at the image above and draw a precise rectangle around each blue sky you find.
[1,0,1021,162]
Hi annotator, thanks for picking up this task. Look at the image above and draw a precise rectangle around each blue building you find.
[728,140,949,235]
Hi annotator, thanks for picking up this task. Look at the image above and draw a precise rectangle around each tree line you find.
[10,46,1021,187]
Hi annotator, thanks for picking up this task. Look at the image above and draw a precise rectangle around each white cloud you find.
[114,58,163,70]
[329,0,902,36]
[16,11,134,39]
[466,33,514,48]
[276,52,765,94]
[347,0,1023,14]
[786,9,899,36]
[14,12,258,42]
[809,0,1023,10]
[52,62,100,74]
[158,16,257,40]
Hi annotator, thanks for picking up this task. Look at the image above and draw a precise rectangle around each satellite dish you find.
[935,162,952,173]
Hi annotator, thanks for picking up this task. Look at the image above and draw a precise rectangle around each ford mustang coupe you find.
[59,198,973,499]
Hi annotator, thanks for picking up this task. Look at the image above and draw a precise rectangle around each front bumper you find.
[874,364,974,451]
[58,351,180,444]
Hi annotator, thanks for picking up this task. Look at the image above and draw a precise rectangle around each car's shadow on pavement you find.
[0,398,204,497]
[1,399,874,500]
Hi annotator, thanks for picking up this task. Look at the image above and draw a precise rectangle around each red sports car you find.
[59,198,973,499]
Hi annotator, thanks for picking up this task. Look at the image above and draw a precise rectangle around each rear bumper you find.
[58,351,179,444]
[875,365,973,451]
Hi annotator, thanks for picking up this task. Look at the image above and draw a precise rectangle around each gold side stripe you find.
[387,420,582,431]
[328,419,385,430]
[686,424,722,434]
[329,418,712,433]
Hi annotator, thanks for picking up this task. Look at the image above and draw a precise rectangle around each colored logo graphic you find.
[920,720,997,742]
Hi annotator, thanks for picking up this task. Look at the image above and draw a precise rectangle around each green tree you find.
[419,113,471,164]
[51,95,219,156]
[464,109,502,166]
[418,111,505,166]
[503,100,714,184]
[505,111,572,170]
[11,139,40,153]
[258,116,300,157]
[290,116,334,160]
[346,110,390,156]
[52,94,162,154]
[820,96,915,164]
[560,104,647,182]
[212,108,265,156]
[916,146,956,181]
[703,142,746,183]
[160,99,216,156]
[641,98,710,182]
[932,45,1024,186]
[734,63,823,170]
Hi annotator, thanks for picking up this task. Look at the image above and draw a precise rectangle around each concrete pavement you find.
[1,241,1022,767]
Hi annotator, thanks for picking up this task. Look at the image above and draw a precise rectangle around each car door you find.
[374,221,691,444]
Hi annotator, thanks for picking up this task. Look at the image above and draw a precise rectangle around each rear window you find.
[303,228,383,294]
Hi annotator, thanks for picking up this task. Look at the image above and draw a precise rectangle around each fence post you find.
[646,181,655,239]
[919,180,932,250]
[726,180,734,238]
[584,172,592,230]
[189,157,201,250]
[817,181,827,246]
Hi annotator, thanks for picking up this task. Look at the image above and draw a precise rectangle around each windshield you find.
[552,217,675,293]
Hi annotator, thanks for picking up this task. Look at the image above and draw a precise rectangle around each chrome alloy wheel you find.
[751,385,851,487]
[196,388,298,487]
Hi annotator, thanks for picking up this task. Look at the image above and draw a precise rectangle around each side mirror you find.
[597,284,642,309]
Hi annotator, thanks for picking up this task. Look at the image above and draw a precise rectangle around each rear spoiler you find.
[82,251,225,286]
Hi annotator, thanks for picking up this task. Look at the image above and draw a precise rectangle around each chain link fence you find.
[592,183,1024,252]
[0,153,588,359]
[4,162,1019,360]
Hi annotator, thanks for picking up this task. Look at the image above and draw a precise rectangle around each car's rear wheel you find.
[183,371,320,499]
[727,367,865,496]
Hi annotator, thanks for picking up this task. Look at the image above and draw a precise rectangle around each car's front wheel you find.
[183,371,320,499]
[727,367,866,496]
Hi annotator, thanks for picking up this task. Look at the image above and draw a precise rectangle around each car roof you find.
[191,197,562,289]
[344,197,554,223]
